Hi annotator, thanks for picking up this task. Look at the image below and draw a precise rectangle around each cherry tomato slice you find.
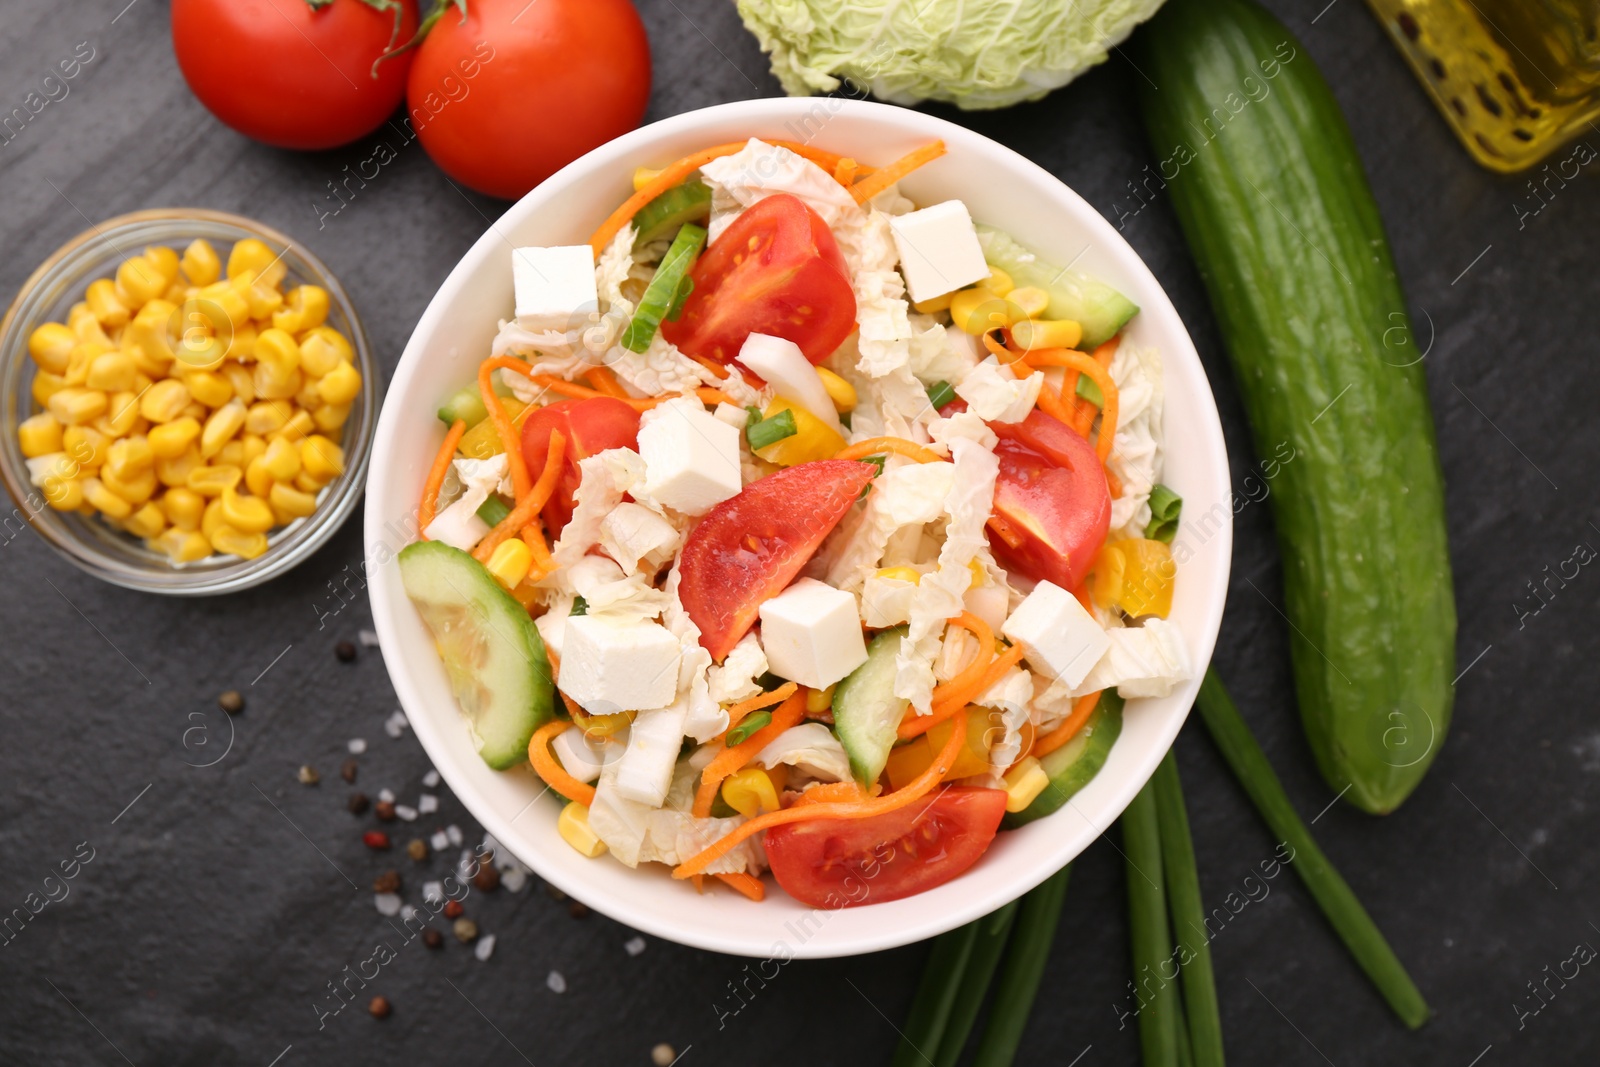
[679,459,874,660]
[987,408,1111,590]
[661,193,856,366]
[520,397,640,536]
[764,787,1008,909]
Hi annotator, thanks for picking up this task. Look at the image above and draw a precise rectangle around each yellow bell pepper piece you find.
[1091,538,1177,619]
[752,397,847,467]
[884,706,1000,790]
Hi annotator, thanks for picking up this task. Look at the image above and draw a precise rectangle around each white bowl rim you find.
[367,97,1231,958]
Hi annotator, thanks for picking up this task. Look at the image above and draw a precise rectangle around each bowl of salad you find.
[366,98,1231,958]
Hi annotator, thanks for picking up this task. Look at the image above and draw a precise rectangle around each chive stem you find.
[1123,778,1185,1066]
[1153,750,1225,1066]
[970,864,1072,1067]
[932,901,1019,1066]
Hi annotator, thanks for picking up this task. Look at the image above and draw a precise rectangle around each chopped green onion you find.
[926,379,956,409]
[725,710,772,747]
[1123,777,1186,1066]
[933,901,1019,1066]
[476,495,512,527]
[1076,372,1104,406]
[747,409,797,451]
[856,453,887,499]
[622,222,706,353]
[1154,751,1224,1067]
[1196,670,1431,1029]
[892,922,981,1067]
[745,405,764,427]
[569,596,588,616]
[970,864,1072,1067]
[1146,484,1183,543]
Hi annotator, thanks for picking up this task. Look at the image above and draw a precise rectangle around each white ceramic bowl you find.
[367,98,1231,958]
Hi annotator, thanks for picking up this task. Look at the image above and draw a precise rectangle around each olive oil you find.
[1367,0,1600,171]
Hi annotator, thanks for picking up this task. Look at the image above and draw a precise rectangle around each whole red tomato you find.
[171,0,418,150]
[405,0,652,199]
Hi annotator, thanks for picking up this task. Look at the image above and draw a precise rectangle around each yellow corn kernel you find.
[981,268,1015,297]
[187,464,242,497]
[28,323,76,374]
[18,414,63,458]
[85,351,136,393]
[98,391,144,438]
[86,279,131,329]
[31,371,66,408]
[241,433,267,465]
[269,481,318,518]
[293,376,323,412]
[180,238,221,286]
[227,238,285,288]
[115,255,167,307]
[261,435,301,482]
[81,477,133,519]
[720,768,780,818]
[186,370,233,409]
[244,456,275,498]
[300,435,344,480]
[254,328,300,372]
[312,402,351,433]
[156,445,201,488]
[182,402,210,424]
[195,284,250,333]
[815,367,858,412]
[62,341,106,386]
[140,378,191,423]
[275,410,315,444]
[216,441,246,469]
[221,362,255,405]
[210,523,269,559]
[632,165,663,192]
[253,359,301,401]
[272,285,329,334]
[806,682,837,713]
[63,425,110,469]
[297,327,350,376]
[100,464,157,506]
[147,416,201,459]
[1009,318,1083,352]
[245,400,290,436]
[161,280,191,305]
[317,360,361,406]
[912,293,954,315]
[1002,756,1049,813]
[220,485,275,534]
[294,470,327,494]
[160,487,205,530]
[223,322,257,363]
[200,401,247,458]
[1007,286,1050,320]
[42,474,84,511]
[69,302,111,344]
[949,288,1013,335]
[875,566,922,584]
[48,388,108,426]
[106,435,154,479]
[156,527,212,563]
[557,801,607,858]
[125,307,178,368]
[144,245,181,288]
[233,270,284,321]
[485,538,532,589]
[123,502,167,539]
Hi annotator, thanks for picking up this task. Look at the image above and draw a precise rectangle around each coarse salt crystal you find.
[475,934,496,961]
[347,738,367,754]
[546,971,567,994]
[417,794,439,814]
[422,881,444,904]
[400,904,417,922]
[422,769,440,788]
[394,805,418,822]
[501,867,528,893]
[358,629,380,647]
[430,830,450,851]
[446,825,464,847]
[378,788,396,803]
[624,936,647,957]
[374,893,401,916]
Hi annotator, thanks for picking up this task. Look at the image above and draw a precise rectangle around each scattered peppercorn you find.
[442,899,464,919]
[652,1043,677,1066]
[472,865,501,893]
[368,996,391,1019]
[297,765,320,786]
[363,831,391,850]
[422,927,444,950]
[348,792,370,815]
[373,870,401,894]
[453,918,479,943]
[406,838,429,862]
[335,640,357,662]
[340,759,358,784]
[218,690,244,714]
[544,883,567,902]
[568,901,590,920]
[374,799,396,822]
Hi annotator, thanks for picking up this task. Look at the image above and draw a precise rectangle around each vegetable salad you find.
[400,137,1192,908]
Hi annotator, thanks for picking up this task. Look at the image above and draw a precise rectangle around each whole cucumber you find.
[1137,0,1455,813]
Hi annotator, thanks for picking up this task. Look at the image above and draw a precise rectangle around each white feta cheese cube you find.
[600,502,681,575]
[637,406,742,515]
[861,574,917,628]
[512,245,598,332]
[964,583,1010,633]
[534,605,567,661]
[1001,580,1110,688]
[560,615,681,716]
[888,201,991,304]
[759,578,868,689]
[1076,618,1192,699]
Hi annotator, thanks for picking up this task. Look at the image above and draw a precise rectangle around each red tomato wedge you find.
[679,460,874,660]
[764,787,1008,909]
[987,407,1111,591]
[520,397,640,536]
[661,193,856,366]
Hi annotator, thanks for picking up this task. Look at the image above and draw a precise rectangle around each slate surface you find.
[1,1,1593,1064]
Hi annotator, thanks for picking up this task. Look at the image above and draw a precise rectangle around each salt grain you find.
[374,893,402,916]
[378,788,396,803]
[359,629,380,647]
[394,805,418,822]
[422,769,440,788]
[474,934,496,961]
[446,825,464,847]
[417,794,439,814]
[422,881,444,904]
[385,710,409,738]
[430,830,450,851]
[624,936,647,957]
[501,867,528,893]
[400,904,418,922]
[348,738,367,754]
[546,970,567,994]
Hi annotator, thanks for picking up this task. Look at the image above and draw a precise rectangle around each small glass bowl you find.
[0,209,378,595]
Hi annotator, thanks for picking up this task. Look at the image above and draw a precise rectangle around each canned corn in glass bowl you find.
[0,209,378,595]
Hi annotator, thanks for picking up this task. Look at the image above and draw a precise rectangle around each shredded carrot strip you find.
[849,141,947,204]
[1034,382,1076,427]
[900,612,995,739]
[521,521,554,579]
[473,430,566,563]
[986,513,1024,549]
[714,871,766,901]
[1032,691,1104,760]
[694,688,806,817]
[418,418,467,537]
[1105,466,1123,499]
[529,374,621,404]
[528,721,596,806]
[726,681,799,729]
[791,781,867,807]
[584,365,628,398]
[478,358,533,498]
[1020,349,1119,462]
[833,157,859,186]
[696,387,737,407]
[673,708,968,879]
[590,142,751,256]
[766,140,874,178]
[833,436,944,464]
[928,642,1025,723]
[690,354,729,380]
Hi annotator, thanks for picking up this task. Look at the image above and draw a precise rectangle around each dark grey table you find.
[2,1,1591,1063]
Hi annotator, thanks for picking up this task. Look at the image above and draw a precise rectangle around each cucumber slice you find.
[398,540,554,770]
[832,626,911,787]
[1002,691,1124,829]
[976,225,1139,349]
[632,179,712,248]
[622,223,706,353]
